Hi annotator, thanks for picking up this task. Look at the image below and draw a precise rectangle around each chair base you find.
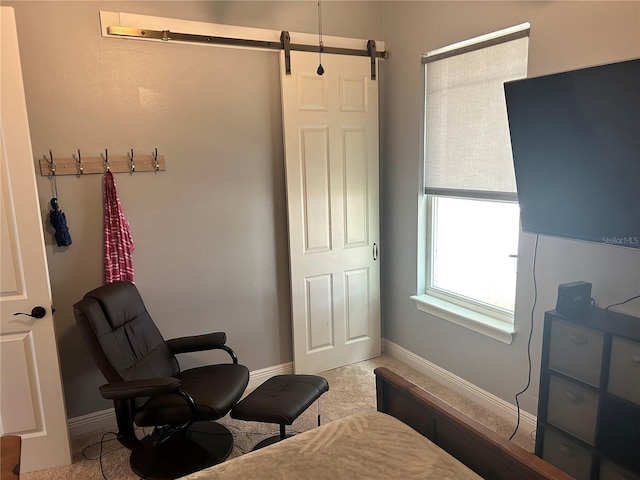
[252,433,294,451]
[130,422,232,480]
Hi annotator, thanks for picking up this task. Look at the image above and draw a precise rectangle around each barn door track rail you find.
[105,21,387,80]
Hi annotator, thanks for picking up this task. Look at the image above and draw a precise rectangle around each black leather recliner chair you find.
[73,281,249,479]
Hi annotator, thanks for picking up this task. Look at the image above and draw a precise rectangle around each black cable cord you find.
[509,234,538,441]
[80,431,121,480]
[81,428,152,479]
[81,424,294,477]
[604,294,640,311]
[98,431,115,480]
[81,431,121,461]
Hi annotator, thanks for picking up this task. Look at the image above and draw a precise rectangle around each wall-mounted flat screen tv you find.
[504,58,639,249]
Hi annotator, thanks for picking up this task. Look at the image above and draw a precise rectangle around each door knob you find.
[13,306,47,319]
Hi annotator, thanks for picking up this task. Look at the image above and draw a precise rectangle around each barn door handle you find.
[13,306,47,319]
[373,243,378,261]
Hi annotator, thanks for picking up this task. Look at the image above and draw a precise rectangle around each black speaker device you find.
[555,281,592,319]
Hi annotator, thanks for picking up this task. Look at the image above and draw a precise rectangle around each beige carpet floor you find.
[22,354,535,479]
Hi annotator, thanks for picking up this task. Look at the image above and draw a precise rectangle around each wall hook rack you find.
[39,148,166,176]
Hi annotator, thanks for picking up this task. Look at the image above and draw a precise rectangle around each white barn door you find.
[0,7,71,473]
[280,50,381,373]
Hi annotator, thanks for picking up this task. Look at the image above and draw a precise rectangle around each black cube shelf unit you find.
[536,306,640,480]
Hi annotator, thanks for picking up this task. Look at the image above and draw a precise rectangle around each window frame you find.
[414,194,518,344]
[412,24,530,344]
[425,194,519,324]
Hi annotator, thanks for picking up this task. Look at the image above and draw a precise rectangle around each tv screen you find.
[504,58,640,249]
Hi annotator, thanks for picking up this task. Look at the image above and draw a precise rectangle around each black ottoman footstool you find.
[230,374,329,450]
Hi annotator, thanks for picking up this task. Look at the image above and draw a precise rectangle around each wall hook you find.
[48,149,56,175]
[104,149,110,172]
[129,147,136,172]
[74,149,84,175]
[152,147,159,171]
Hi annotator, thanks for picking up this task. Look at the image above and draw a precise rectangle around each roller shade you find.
[423,24,529,199]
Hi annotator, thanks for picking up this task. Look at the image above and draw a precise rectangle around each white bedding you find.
[180,412,482,479]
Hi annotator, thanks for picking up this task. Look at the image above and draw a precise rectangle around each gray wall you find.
[7,1,382,418]
[8,0,640,421]
[380,1,640,414]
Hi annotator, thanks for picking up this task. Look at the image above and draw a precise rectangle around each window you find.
[413,24,530,343]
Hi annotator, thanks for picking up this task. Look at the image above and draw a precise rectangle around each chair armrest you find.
[99,377,181,400]
[166,332,227,354]
[166,332,240,364]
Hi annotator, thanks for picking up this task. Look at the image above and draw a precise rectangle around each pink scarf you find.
[103,171,135,283]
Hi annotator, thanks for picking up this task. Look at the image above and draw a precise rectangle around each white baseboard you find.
[246,361,293,391]
[67,407,117,438]
[68,348,535,439]
[67,361,294,438]
[382,339,537,434]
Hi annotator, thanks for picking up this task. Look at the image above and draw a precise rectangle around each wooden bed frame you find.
[374,367,572,480]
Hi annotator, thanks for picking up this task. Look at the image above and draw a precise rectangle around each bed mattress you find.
[180,411,482,479]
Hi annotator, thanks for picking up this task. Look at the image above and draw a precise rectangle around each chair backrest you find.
[73,281,179,384]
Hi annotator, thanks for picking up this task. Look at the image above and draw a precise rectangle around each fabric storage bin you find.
[600,458,640,480]
[549,318,603,387]
[608,336,640,405]
[542,427,592,480]
[547,374,599,444]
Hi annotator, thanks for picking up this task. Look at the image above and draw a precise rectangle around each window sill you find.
[410,294,515,344]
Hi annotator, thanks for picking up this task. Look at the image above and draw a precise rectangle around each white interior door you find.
[0,7,72,473]
[280,50,381,373]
